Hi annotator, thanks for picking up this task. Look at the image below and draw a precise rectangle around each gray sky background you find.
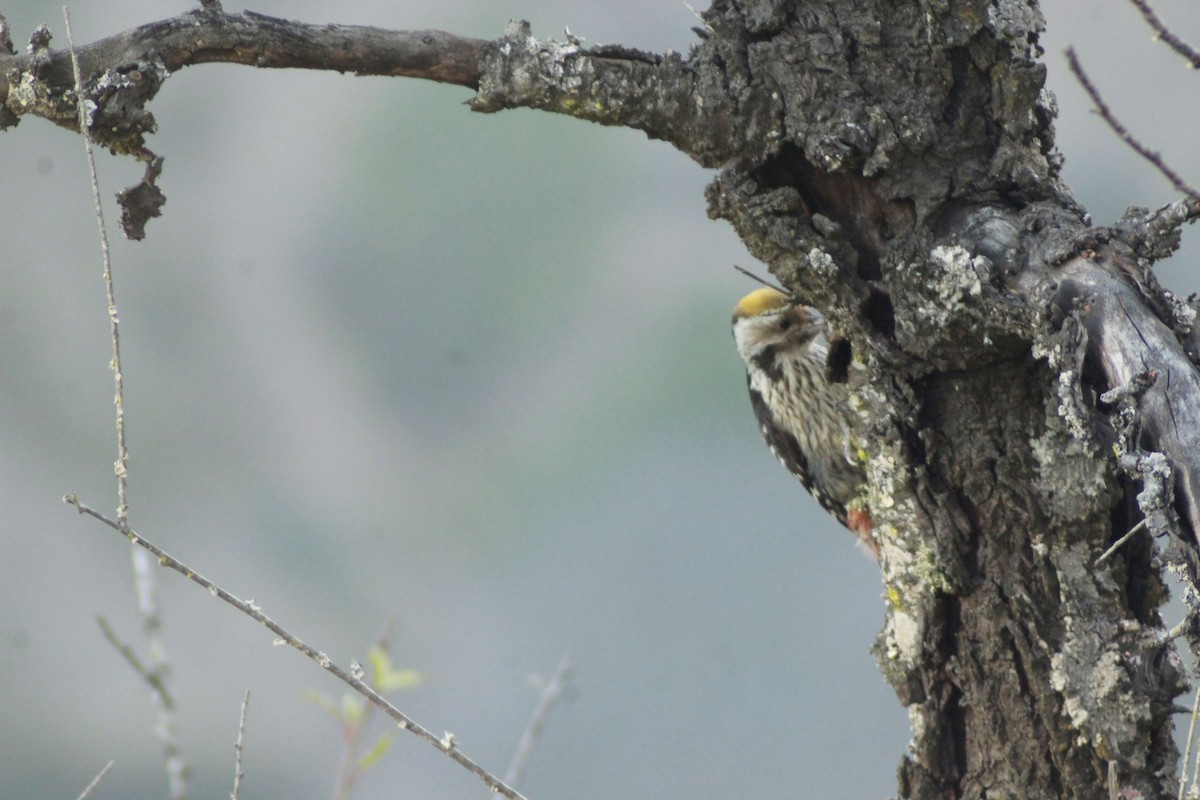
[2,2,1199,798]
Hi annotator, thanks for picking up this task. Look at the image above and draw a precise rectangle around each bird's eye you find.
[777,317,792,331]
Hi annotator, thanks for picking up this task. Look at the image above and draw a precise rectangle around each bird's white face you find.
[731,288,825,369]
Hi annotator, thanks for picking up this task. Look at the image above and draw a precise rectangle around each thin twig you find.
[503,654,574,789]
[1127,0,1200,69]
[682,0,713,33]
[1190,693,1200,800]
[1065,46,1200,206]
[75,760,115,800]
[128,538,188,800]
[1159,603,1200,646]
[1096,518,1148,564]
[734,265,788,295]
[65,10,188,798]
[63,494,528,800]
[63,6,129,526]
[1180,688,1200,800]
[230,689,250,800]
[330,689,368,800]
[96,615,174,709]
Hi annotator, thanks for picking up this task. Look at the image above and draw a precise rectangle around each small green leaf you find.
[303,690,340,719]
[341,692,365,724]
[357,732,395,770]
[377,668,424,693]
[367,643,424,692]
[367,643,393,680]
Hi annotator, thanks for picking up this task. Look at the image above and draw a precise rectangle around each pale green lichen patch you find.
[1048,542,1149,761]
[889,245,988,333]
[1030,411,1116,525]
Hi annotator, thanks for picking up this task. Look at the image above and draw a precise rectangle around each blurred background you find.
[1,2,1198,798]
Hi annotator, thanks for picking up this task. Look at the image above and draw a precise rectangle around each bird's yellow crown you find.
[733,287,789,319]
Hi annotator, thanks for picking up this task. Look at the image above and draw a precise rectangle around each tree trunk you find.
[5,0,1197,796]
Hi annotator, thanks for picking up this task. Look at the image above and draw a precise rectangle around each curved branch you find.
[0,7,733,239]
[0,10,729,169]
[0,8,484,143]
[2,8,483,86]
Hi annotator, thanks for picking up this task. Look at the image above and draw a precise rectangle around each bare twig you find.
[734,265,788,295]
[127,541,187,799]
[64,7,128,526]
[1180,687,1200,800]
[503,654,574,789]
[63,494,528,800]
[230,689,250,800]
[1127,0,1200,69]
[682,0,714,34]
[1065,46,1200,208]
[1096,518,1148,564]
[75,760,115,800]
[1191,725,1200,800]
[96,615,174,709]
[65,10,188,797]
[1158,603,1200,647]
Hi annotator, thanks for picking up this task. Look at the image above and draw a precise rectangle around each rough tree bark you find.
[5,1,1199,797]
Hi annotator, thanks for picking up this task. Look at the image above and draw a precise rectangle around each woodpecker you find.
[731,287,874,553]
